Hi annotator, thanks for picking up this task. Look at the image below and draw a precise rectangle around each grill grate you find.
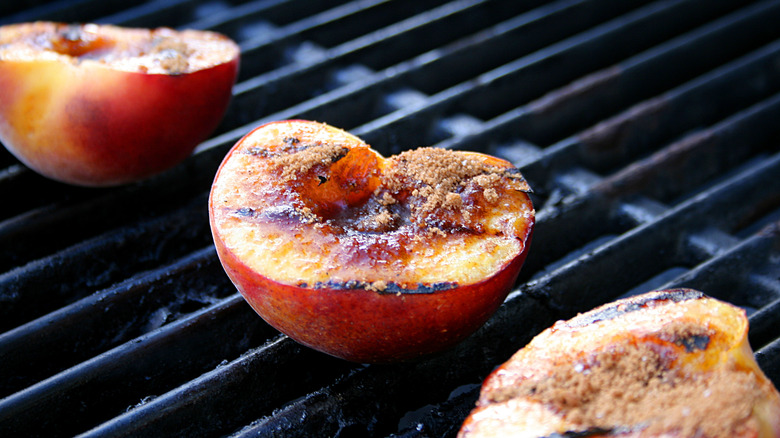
[2,0,780,436]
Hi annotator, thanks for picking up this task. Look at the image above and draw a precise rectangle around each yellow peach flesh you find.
[0,22,239,186]
[459,291,780,438]
[210,120,533,288]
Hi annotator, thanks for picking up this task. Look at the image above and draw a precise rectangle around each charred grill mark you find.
[310,280,458,294]
[677,334,710,352]
[227,204,319,225]
[504,173,532,193]
[283,136,300,146]
[545,426,639,437]
[246,146,274,157]
[545,428,618,438]
[233,207,256,218]
[566,289,705,328]
[244,140,348,158]
[330,146,349,164]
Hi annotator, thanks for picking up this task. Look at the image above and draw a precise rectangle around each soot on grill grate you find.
[1,0,780,437]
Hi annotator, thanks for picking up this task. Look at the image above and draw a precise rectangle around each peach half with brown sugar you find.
[208,120,535,363]
[459,289,780,438]
[0,22,239,186]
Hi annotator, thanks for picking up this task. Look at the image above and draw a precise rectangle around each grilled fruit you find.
[209,120,534,363]
[459,289,780,437]
[0,22,239,186]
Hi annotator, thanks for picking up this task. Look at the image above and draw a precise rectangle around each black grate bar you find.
[510,89,780,279]
[0,165,90,222]
[352,0,763,149]
[186,0,348,35]
[0,294,277,436]
[436,30,780,182]
[756,337,780,386]
[590,91,780,202]
[217,0,552,133]
[528,151,780,313]
[511,0,780,147]
[0,0,147,25]
[227,297,558,438]
[0,150,219,272]
[95,0,222,28]
[232,0,454,81]
[0,246,234,398]
[222,0,650,148]
[571,38,780,174]
[660,221,780,348]
[750,296,780,353]
[79,336,358,438]
[0,194,213,330]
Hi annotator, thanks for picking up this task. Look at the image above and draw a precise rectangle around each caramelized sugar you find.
[211,121,534,288]
[474,295,771,438]
[49,25,114,58]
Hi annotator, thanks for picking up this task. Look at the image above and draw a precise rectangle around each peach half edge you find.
[208,120,535,363]
[0,22,240,186]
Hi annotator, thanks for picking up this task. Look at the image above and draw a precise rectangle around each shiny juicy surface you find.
[459,290,780,438]
[0,22,238,74]
[209,120,534,290]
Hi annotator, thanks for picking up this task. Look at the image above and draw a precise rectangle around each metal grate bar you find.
[0,0,148,25]
[0,177,210,272]
[0,293,277,436]
[80,336,358,437]
[227,295,558,438]
[0,246,233,397]
[757,338,780,386]
[96,0,231,28]
[353,0,759,149]
[223,0,651,150]
[0,194,213,330]
[232,0,455,81]
[499,91,780,279]
[530,151,780,312]
[437,36,780,182]
[187,0,349,35]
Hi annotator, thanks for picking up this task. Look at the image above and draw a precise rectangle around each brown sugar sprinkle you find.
[489,322,758,437]
[380,147,527,216]
[380,191,396,206]
[269,143,349,184]
[482,187,499,204]
[372,210,395,228]
[150,36,192,73]
[296,206,319,224]
[252,143,528,244]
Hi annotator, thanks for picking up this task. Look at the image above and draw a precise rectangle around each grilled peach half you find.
[208,120,534,363]
[0,22,239,186]
[459,289,780,438]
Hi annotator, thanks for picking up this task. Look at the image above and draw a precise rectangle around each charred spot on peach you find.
[208,120,535,362]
